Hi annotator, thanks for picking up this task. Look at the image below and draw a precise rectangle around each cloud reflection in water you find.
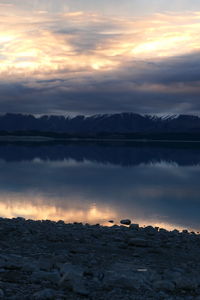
[0,143,199,231]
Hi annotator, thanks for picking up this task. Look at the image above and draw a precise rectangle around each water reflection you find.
[0,142,199,231]
[0,141,200,166]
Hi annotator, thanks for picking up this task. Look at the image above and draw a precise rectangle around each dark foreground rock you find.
[0,218,200,299]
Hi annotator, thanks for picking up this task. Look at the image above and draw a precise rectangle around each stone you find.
[128,238,149,247]
[38,257,53,272]
[159,228,168,233]
[57,220,65,225]
[33,288,56,300]
[172,229,179,235]
[31,271,60,284]
[144,226,157,235]
[0,289,4,299]
[129,224,139,230]
[0,270,25,283]
[104,276,140,291]
[174,277,198,290]
[22,262,38,273]
[71,279,89,296]
[153,280,175,291]
[60,263,83,278]
[120,219,131,226]
[59,263,89,295]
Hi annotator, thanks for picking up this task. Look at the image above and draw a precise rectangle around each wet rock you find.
[120,219,131,226]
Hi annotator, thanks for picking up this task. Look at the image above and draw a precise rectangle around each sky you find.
[1,0,200,115]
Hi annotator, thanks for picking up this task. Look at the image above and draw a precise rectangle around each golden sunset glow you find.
[0,196,116,224]
[1,11,200,80]
[0,195,194,231]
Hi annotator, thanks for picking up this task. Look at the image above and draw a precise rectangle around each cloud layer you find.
[1,4,200,115]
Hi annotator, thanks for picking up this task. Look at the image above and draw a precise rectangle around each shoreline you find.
[0,218,200,299]
[1,136,200,144]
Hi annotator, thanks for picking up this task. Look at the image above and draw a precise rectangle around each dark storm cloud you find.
[0,50,200,115]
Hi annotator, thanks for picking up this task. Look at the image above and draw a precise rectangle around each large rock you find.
[129,224,139,230]
[120,219,131,226]
[59,263,89,295]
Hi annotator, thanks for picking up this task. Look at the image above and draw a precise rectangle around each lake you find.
[0,141,200,231]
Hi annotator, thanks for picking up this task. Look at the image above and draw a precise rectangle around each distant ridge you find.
[0,112,200,134]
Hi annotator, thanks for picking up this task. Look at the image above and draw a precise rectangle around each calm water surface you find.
[0,141,200,231]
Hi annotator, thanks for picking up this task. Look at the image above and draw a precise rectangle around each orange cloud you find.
[1,10,200,82]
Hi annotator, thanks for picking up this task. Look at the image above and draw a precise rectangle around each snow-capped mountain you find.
[0,112,200,133]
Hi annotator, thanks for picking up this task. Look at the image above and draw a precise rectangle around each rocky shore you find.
[0,218,200,299]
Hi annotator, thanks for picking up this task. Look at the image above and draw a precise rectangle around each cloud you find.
[1,8,200,114]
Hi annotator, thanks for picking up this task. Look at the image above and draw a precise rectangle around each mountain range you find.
[0,113,200,134]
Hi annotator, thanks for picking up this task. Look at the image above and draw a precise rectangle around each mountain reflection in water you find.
[0,141,199,231]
